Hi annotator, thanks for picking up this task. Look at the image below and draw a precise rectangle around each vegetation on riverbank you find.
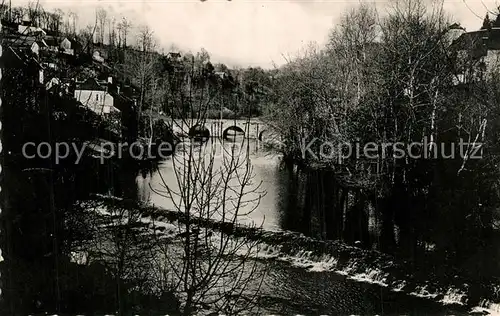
[266,0,500,309]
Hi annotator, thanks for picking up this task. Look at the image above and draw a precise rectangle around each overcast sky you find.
[9,0,500,68]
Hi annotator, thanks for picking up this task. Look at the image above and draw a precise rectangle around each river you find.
[137,139,283,230]
[119,137,471,314]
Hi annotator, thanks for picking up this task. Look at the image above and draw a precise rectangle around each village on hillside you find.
[0,4,274,151]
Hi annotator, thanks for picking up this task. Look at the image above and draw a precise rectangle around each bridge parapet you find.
[169,119,268,139]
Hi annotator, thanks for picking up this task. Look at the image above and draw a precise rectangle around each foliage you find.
[267,0,500,279]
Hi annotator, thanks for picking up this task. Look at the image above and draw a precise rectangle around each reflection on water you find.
[136,138,284,231]
[125,138,477,314]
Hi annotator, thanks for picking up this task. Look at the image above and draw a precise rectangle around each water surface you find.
[129,137,468,314]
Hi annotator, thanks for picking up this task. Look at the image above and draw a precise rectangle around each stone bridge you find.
[168,118,275,140]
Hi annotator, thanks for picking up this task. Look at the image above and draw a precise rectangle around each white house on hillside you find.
[74,78,120,115]
[28,40,39,56]
[92,50,105,63]
[9,37,46,57]
[60,37,78,55]
[18,16,46,36]
[18,24,46,36]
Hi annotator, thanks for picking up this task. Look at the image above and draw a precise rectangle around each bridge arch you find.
[188,124,210,142]
[223,125,245,140]
[170,118,268,139]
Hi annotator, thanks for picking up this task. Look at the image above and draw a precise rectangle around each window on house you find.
[96,94,99,101]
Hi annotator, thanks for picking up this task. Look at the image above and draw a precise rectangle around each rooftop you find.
[75,78,107,91]
[454,27,500,51]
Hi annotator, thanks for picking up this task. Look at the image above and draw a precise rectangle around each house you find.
[453,28,499,82]
[13,38,42,56]
[37,39,48,50]
[46,77,71,96]
[74,78,120,115]
[167,52,182,59]
[43,36,60,52]
[41,28,58,36]
[46,77,61,91]
[59,37,81,55]
[60,37,74,55]
[18,18,46,37]
[11,37,41,56]
[5,36,42,57]
[214,71,228,79]
[42,62,59,71]
[18,25,46,37]
[29,39,40,56]
[93,50,105,63]
[17,14,47,36]
[451,16,500,79]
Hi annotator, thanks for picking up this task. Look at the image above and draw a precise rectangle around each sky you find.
[8,0,500,68]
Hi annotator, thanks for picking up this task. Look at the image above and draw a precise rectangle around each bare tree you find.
[27,0,42,26]
[151,55,267,315]
[108,16,116,47]
[67,10,78,36]
[328,3,378,109]
[117,21,123,47]
[137,25,155,53]
[47,9,64,34]
[130,25,158,146]
[79,24,96,54]
[118,16,132,48]
[39,8,51,29]
[70,199,176,315]
[11,6,25,23]
[96,7,107,44]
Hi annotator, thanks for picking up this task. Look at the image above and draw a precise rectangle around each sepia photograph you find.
[2,0,500,314]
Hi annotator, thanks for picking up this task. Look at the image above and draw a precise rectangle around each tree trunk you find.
[323,173,337,240]
[302,172,314,236]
